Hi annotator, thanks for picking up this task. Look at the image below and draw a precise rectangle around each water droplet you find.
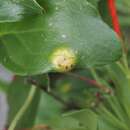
[62,34,67,39]
[55,7,59,10]
[49,23,53,26]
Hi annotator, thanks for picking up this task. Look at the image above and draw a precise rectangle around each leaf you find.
[0,0,43,23]
[64,109,98,130]
[105,96,128,124]
[98,119,121,130]
[107,64,130,121]
[36,111,86,129]
[35,93,85,130]
[49,116,83,129]
[35,92,62,125]
[97,105,128,130]
[87,0,100,7]
[0,0,121,75]
[7,77,41,129]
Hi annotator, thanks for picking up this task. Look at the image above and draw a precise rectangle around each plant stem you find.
[90,68,112,94]
[107,0,128,68]
[8,85,37,130]
[90,69,101,84]
[117,62,130,84]
[27,78,67,105]
[107,0,122,37]
[67,72,111,93]
[27,77,81,110]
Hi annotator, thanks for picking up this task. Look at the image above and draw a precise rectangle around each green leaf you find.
[49,116,83,129]
[97,105,128,130]
[7,77,41,129]
[64,109,98,130]
[0,0,43,23]
[105,96,128,124]
[35,92,62,125]
[98,119,120,130]
[0,0,121,75]
[37,110,85,129]
[87,0,100,7]
[107,64,130,121]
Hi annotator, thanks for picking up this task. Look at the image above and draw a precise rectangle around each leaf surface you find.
[0,0,121,75]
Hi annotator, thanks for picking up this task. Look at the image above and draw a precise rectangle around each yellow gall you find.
[51,48,76,72]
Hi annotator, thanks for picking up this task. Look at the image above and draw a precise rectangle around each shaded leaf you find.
[64,109,98,130]
[35,92,62,125]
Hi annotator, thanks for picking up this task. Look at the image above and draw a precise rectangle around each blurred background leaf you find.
[0,0,43,23]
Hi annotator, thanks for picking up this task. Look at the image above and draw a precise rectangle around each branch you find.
[107,0,128,67]
[27,77,81,110]
[66,72,112,94]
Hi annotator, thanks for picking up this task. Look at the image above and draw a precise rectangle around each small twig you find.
[27,78,66,105]
[26,77,81,110]
[66,72,112,94]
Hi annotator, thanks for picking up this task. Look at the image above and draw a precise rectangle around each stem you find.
[27,78,81,110]
[90,69,101,84]
[107,0,128,68]
[67,72,111,93]
[8,85,37,130]
[117,62,130,84]
[47,74,51,92]
[107,0,122,37]
[27,78,67,105]
[90,69,112,94]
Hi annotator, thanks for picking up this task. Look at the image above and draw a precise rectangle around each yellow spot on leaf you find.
[51,48,76,72]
